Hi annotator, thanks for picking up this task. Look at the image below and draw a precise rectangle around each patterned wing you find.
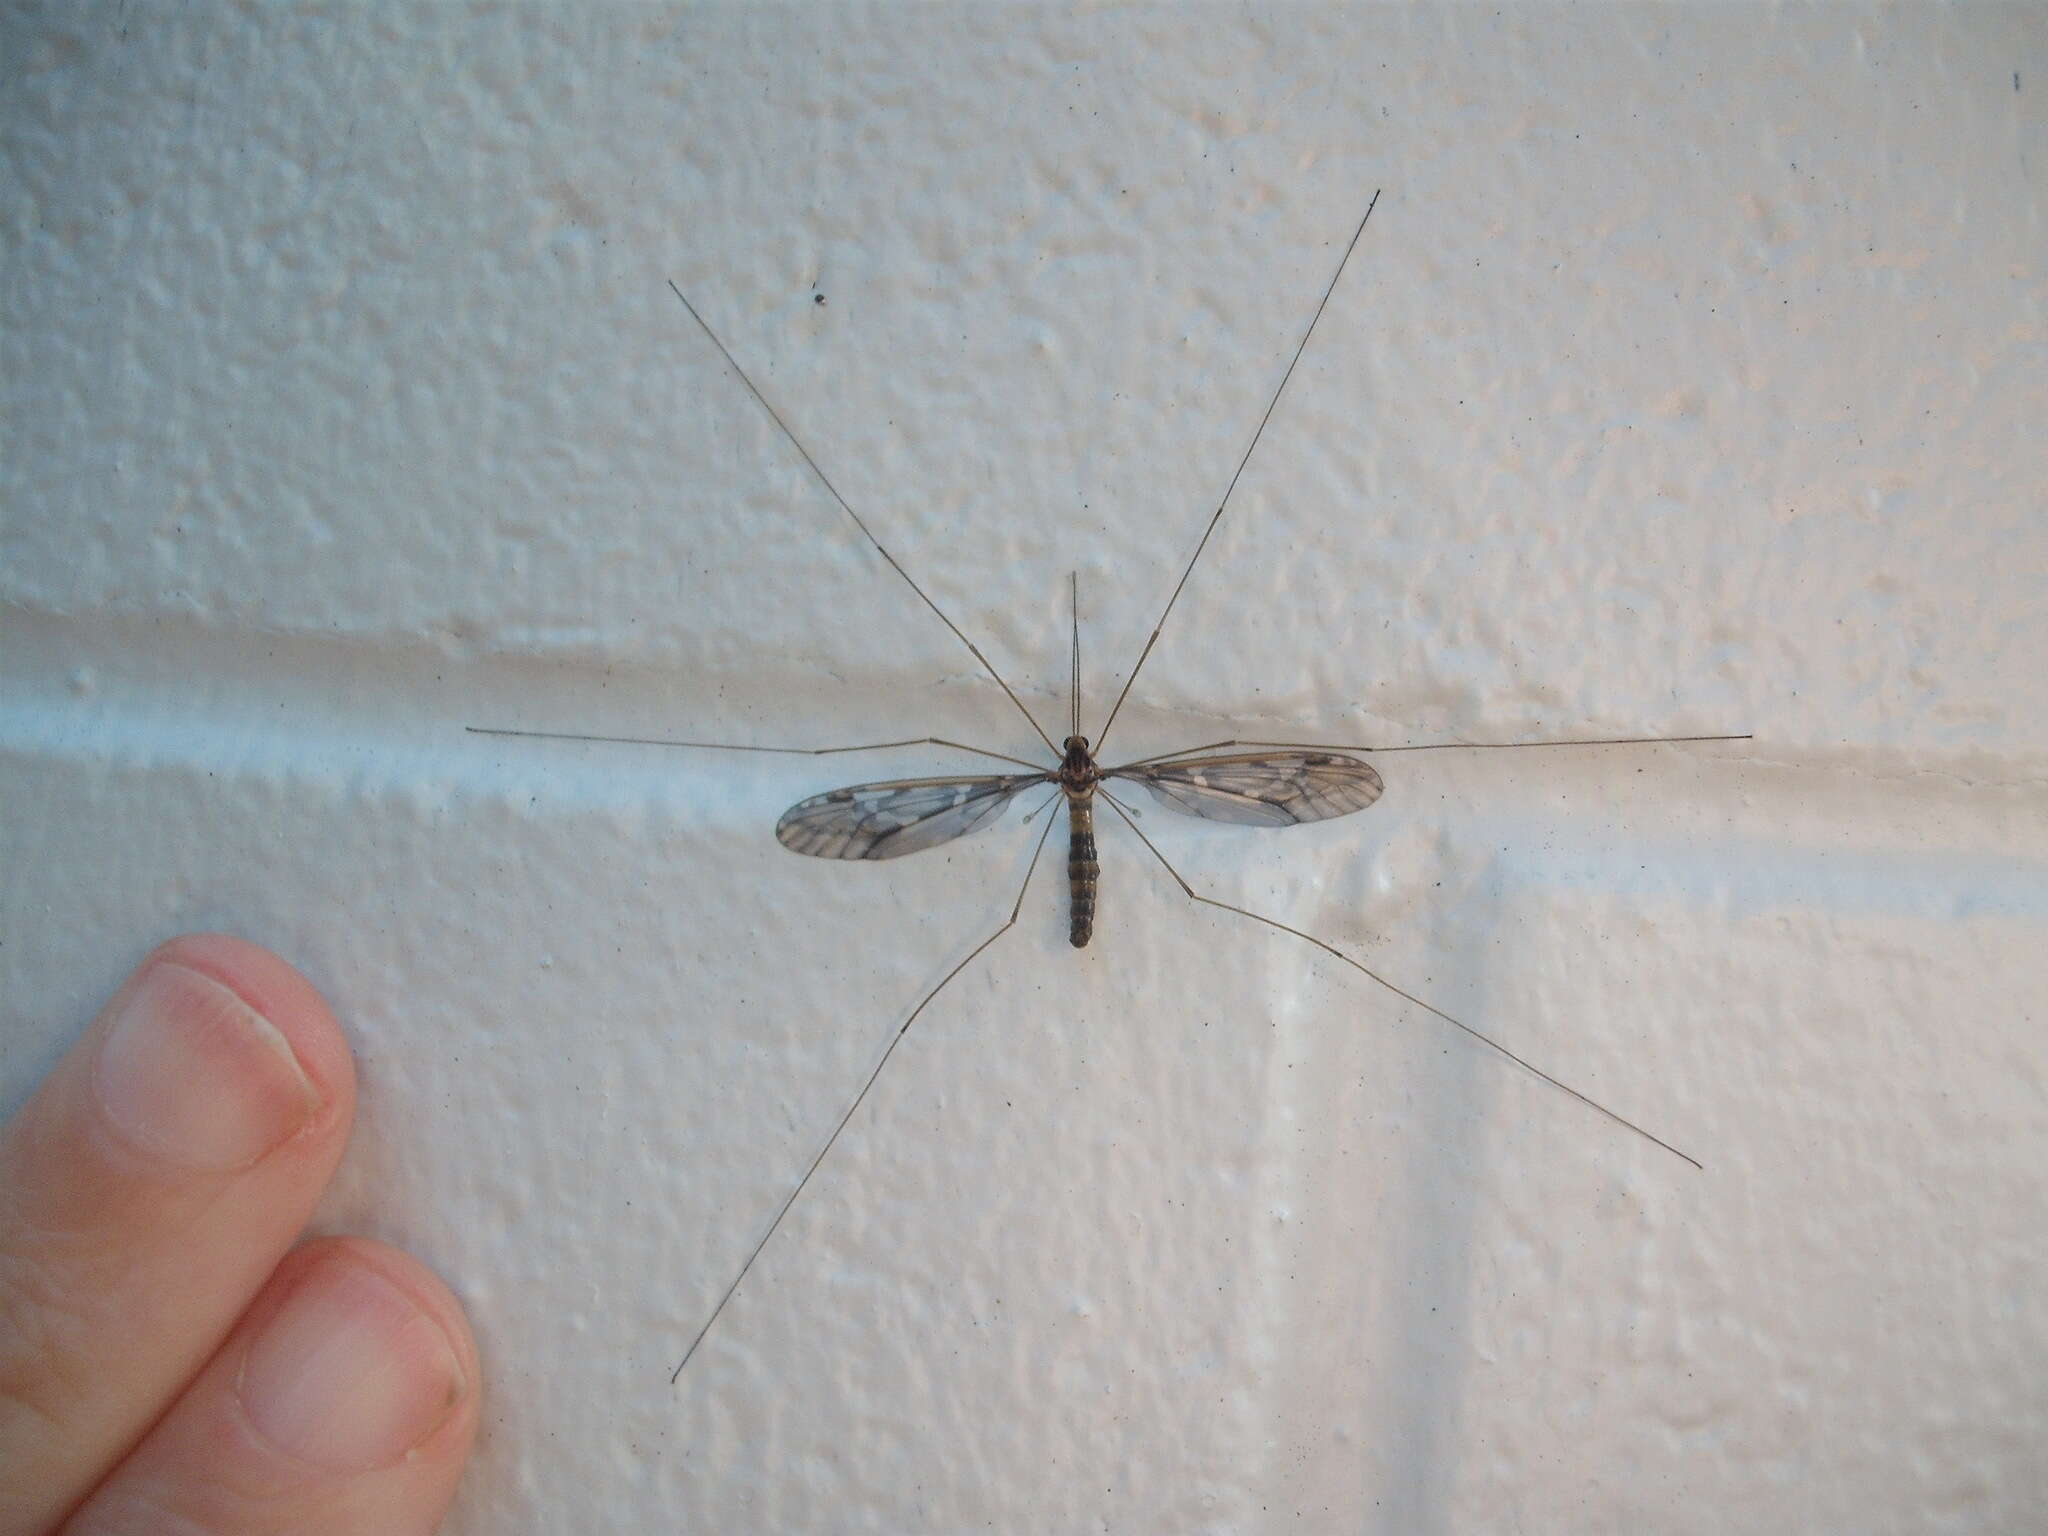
[776,773,1050,860]
[1109,751,1383,827]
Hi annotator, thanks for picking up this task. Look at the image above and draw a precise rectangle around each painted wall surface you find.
[4,5,2044,1531]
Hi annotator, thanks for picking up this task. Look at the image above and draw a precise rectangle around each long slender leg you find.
[667,281,1059,757]
[671,796,1064,1384]
[1108,732,1754,770]
[1108,738,1237,768]
[465,725,1046,772]
[1094,189,1382,756]
[1094,791,1700,1170]
[1220,733,1753,755]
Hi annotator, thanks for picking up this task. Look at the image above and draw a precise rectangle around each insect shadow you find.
[468,190,1749,1382]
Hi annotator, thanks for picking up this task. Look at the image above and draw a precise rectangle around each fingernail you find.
[92,961,320,1170]
[240,1256,466,1472]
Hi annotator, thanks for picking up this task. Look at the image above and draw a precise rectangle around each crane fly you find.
[466,189,1750,1383]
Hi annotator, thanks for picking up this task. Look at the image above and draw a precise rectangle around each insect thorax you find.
[1059,735,1099,794]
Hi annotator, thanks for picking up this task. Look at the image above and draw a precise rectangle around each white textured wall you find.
[4,6,2044,1531]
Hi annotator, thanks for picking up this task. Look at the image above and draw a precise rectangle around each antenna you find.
[1070,571,1082,740]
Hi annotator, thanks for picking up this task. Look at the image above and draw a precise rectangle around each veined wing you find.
[777,772,1051,860]
[1108,751,1383,827]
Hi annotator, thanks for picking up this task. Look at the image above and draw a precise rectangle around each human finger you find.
[0,935,355,1532]
[61,1237,477,1535]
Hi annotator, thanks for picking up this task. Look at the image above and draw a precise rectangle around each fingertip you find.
[143,934,357,1139]
[61,1238,481,1534]
[281,1236,482,1458]
[237,1237,480,1475]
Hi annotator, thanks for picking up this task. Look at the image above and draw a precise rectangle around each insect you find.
[467,190,1749,1382]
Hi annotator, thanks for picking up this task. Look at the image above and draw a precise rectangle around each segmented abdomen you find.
[1068,794,1098,948]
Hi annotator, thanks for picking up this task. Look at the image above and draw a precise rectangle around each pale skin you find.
[0,934,478,1534]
